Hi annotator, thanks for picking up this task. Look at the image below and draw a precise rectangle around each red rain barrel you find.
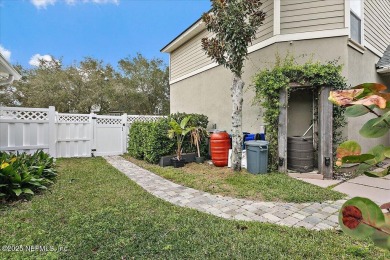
[210,132,231,167]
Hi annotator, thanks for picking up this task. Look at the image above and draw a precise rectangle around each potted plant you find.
[168,116,194,168]
[191,126,208,163]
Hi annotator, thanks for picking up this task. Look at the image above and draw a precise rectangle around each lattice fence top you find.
[127,115,165,124]
[0,109,48,121]
[57,114,90,123]
[96,117,122,125]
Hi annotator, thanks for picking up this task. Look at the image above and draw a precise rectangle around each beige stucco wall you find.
[170,36,348,134]
[347,47,390,152]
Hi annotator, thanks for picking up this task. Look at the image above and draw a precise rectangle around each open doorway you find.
[287,88,317,173]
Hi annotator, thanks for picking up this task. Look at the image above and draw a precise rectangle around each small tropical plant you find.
[329,82,390,249]
[168,116,194,160]
[190,126,209,158]
[0,150,56,201]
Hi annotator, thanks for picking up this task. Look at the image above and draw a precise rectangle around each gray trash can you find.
[245,140,268,174]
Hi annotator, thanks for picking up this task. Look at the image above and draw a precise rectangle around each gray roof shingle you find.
[377,45,390,69]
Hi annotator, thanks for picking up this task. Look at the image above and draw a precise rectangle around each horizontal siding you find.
[252,0,274,45]
[364,0,390,55]
[171,0,275,81]
[280,0,345,34]
[170,30,214,80]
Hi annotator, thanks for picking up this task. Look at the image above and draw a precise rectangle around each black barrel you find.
[287,136,314,172]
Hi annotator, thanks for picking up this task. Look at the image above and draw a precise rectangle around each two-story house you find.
[161,0,390,157]
[161,0,390,171]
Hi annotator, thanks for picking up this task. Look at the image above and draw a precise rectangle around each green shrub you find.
[169,112,208,129]
[128,122,150,159]
[144,118,176,163]
[0,150,56,200]
[128,113,209,163]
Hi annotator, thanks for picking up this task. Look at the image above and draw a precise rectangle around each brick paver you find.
[105,156,347,230]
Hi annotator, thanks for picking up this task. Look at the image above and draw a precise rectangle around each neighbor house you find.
[0,53,21,87]
[161,0,390,177]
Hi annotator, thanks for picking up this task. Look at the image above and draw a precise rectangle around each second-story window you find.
[350,0,362,44]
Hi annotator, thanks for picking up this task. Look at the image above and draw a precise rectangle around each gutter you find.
[377,67,390,74]
[0,53,21,81]
[161,19,205,53]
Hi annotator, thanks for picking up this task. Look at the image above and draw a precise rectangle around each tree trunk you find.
[231,75,244,171]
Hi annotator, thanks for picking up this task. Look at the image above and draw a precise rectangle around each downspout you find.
[0,74,14,86]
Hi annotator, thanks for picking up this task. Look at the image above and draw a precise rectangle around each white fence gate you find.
[0,106,163,158]
[93,115,127,156]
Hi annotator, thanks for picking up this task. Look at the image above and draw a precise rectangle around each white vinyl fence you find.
[0,106,164,158]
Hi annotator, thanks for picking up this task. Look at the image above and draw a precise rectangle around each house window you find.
[350,0,362,44]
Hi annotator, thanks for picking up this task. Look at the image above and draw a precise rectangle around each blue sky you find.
[0,0,211,68]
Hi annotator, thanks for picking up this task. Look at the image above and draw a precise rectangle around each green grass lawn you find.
[124,156,345,203]
[0,157,387,259]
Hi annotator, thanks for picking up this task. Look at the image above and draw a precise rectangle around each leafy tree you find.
[7,54,168,115]
[117,53,169,115]
[67,57,116,114]
[12,57,73,112]
[201,0,265,171]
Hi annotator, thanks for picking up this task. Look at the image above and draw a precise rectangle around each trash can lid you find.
[245,140,268,147]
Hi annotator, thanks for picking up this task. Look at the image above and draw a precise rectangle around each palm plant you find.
[190,126,208,159]
[168,116,194,161]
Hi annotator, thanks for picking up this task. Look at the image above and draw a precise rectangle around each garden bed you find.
[123,155,346,203]
[0,157,387,259]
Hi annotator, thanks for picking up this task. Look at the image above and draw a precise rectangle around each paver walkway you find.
[105,156,348,230]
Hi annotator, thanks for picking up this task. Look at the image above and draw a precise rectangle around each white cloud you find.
[29,54,55,67]
[31,0,119,8]
[89,0,119,4]
[0,45,11,61]
[30,0,56,9]
[65,0,76,4]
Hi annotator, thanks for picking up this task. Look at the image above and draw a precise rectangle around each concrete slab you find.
[348,175,390,190]
[294,178,342,188]
[332,182,390,205]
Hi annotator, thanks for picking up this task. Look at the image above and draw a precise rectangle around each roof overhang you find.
[377,67,390,75]
[0,53,21,81]
[161,19,205,53]
[376,44,390,75]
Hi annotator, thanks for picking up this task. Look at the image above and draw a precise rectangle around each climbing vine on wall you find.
[252,56,347,171]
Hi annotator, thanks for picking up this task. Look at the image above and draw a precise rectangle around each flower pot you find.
[170,158,186,168]
[195,156,205,164]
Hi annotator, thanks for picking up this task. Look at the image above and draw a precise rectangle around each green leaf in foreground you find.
[336,140,361,166]
[365,145,387,165]
[360,117,390,138]
[339,197,390,249]
[364,167,390,178]
[345,104,374,117]
[341,154,375,164]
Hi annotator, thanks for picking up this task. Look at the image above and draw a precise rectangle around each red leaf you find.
[378,93,390,101]
[351,95,387,109]
[380,202,390,210]
[354,83,387,92]
[329,89,364,106]
[342,205,363,229]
